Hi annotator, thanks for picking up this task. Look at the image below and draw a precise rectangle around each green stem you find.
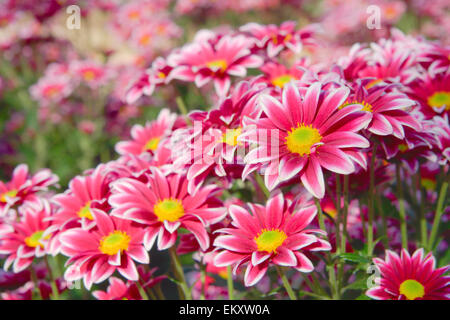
[200,265,206,300]
[275,266,297,300]
[367,142,377,256]
[226,266,234,300]
[29,266,43,300]
[419,182,428,248]
[314,198,339,299]
[428,181,448,251]
[44,256,59,300]
[136,281,150,300]
[154,283,166,300]
[169,247,192,300]
[254,173,270,200]
[395,163,408,249]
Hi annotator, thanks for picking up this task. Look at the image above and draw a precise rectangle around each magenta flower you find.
[168,34,263,97]
[346,79,421,139]
[242,82,371,198]
[115,108,177,156]
[109,167,226,251]
[0,200,54,273]
[407,68,450,119]
[213,192,331,286]
[60,209,148,289]
[51,168,109,229]
[0,164,58,216]
[240,21,316,58]
[367,249,450,300]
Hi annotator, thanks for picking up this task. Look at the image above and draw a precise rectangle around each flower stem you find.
[136,281,150,300]
[275,266,297,300]
[395,163,408,249]
[367,142,377,256]
[29,266,43,300]
[428,181,448,251]
[226,266,234,300]
[254,173,270,200]
[314,198,339,299]
[169,247,192,300]
[44,256,59,300]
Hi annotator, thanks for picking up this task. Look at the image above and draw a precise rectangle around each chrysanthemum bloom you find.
[0,164,59,216]
[60,209,148,289]
[92,266,165,300]
[92,276,139,300]
[213,192,331,286]
[241,81,371,198]
[344,79,421,139]
[427,115,450,165]
[240,21,317,58]
[70,60,112,89]
[366,249,450,300]
[126,57,173,103]
[174,81,263,194]
[109,167,226,251]
[406,68,450,119]
[259,61,306,89]
[29,75,72,105]
[0,200,54,273]
[115,108,177,156]
[51,168,109,230]
[168,34,263,97]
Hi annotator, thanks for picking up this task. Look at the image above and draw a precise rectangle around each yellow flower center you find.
[99,230,131,256]
[44,86,60,98]
[158,72,166,79]
[83,70,96,81]
[153,198,185,222]
[399,279,425,300]
[144,137,160,152]
[340,100,373,112]
[271,74,295,88]
[139,34,152,46]
[25,230,46,248]
[421,178,436,191]
[427,91,450,111]
[78,202,94,220]
[222,128,242,146]
[206,59,228,72]
[255,229,287,253]
[285,124,322,156]
[0,189,18,203]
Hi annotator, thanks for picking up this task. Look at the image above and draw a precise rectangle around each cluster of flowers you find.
[1,11,449,301]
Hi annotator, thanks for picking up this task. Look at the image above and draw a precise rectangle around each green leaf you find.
[338,253,370,264]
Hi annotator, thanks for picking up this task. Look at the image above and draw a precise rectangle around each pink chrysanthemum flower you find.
[51,168,109,230]
[240,21,316,58]
[60,209,148,289]
[344,79,421,139]
[213,192,331,287]
[407,69,450,119]
[242,82,371,198]
[109,167,226,251]
[259,61,306,90]
[29,75,72,105]
[0,164,58,216]
[70,60,112,89]
[173,81,262,194]
[366,249,450,300]
[0,200,54,273]
[168,34,263,97]
[126,57,173,104]
[115,108,177,156]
